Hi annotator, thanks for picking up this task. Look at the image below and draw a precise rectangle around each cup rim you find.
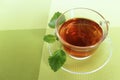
[56,7,109,49]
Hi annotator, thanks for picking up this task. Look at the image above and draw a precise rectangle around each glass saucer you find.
[48,37,112,74]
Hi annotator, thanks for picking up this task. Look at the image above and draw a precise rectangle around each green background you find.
[0,29,45,80]
[0,0,51,80]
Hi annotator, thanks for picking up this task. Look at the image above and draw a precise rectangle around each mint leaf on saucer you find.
[48,49,66,72]
[43,34,56,43]
[48,12,65,28]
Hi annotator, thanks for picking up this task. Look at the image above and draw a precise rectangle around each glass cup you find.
[56,8,109,60]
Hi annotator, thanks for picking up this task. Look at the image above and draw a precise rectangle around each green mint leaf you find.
[48,49,66,72]
[48,12,66,28]
[43,34,56,43]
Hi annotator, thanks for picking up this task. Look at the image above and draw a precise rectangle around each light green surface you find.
[0,29,46,80]
[38,27,120,80]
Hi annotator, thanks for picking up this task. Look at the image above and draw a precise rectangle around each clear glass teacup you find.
[56,8,108,60]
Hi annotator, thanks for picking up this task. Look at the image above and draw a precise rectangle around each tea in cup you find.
[56,8,108,59]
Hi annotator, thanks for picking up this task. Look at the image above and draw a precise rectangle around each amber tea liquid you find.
[59,18,103,57]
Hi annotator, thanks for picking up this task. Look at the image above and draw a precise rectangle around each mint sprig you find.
[43,12,66,72]
[48,49,66,72]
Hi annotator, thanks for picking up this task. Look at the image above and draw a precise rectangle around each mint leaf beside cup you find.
[48,49,66,72]
[43,34,56,43]
[48,12,65,28]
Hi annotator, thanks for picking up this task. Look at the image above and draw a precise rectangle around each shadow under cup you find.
[56,8,109,60]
